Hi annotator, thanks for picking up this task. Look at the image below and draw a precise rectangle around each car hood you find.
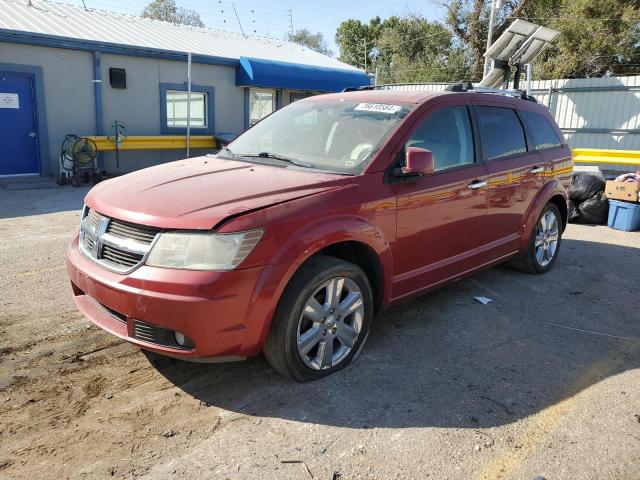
[85,156,350,229]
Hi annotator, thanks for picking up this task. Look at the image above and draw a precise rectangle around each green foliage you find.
[287,29,333,56]
[141,0,205,28]
[335,17,383,68]
[445,0,640,80]
[335,14,469,83]
[531,0,640,78]
[445,0,535,81]
[336,0,640,82]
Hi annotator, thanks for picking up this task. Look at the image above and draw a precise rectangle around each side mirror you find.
[400,147,434,177]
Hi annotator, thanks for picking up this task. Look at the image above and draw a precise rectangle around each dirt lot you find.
[1,185,639,480]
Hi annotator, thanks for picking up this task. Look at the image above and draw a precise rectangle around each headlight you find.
[146,229,263,271]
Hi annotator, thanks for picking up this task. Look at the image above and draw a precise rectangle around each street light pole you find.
[483,0,499,78]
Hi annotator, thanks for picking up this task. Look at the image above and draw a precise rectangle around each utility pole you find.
[483,0,501,78]
[288,9,293,35]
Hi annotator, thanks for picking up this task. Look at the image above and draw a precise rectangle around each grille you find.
[80,207,161,273]
[107,219,159,244]
[132,320,194,350]
[102,244,143,268]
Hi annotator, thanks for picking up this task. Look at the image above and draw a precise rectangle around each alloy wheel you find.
[535,210,559,267]
[296,276,364,370]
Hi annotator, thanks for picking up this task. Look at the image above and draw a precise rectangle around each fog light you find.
[174,331,186,346]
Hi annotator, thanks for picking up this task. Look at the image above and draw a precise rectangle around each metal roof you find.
[0,0,360,71]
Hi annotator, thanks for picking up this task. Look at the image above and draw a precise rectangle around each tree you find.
[530,0,640,78]
[375,15,468,83]
[287,29,333,56]
[443,0,640,80]
[337,1,640,82]
[335,17,383,69]
[141,0,205,28]
[335,14,468,83]
[444,0,535,81]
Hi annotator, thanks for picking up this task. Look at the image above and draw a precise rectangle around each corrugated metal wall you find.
[529,76,640,153]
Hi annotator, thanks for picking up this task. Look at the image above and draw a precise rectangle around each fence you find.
[529,76,640,154]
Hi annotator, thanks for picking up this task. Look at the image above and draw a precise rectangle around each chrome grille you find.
[102,244,143,268]
[79,206,161,273]
[107,219,159,244]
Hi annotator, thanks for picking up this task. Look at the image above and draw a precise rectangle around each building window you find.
[290,92,312,103]
[249,88,275,125]
[159,83,214,134]
[165,90,207,128]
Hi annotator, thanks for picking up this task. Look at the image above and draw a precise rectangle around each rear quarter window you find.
[521,110,563,150]
[475,106,527,160]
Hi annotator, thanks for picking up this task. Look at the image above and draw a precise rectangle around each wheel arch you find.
[520,179,568,246]
[315,241,385,315]
[246,217,394,354]
[547,193,568,232]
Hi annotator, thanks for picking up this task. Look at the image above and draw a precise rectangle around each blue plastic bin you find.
[607,199,640,232]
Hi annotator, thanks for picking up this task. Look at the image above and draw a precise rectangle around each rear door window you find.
[475,106,527,160]
[521,110,562,150]
[405,106,475,171]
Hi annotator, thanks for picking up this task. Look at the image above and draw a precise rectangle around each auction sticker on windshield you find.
[354,103,402,114]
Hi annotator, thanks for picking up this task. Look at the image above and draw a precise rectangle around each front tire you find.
[263,256,373,382]
[512,202,562,274]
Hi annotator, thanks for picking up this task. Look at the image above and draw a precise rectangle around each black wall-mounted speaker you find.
[109,68,126,89]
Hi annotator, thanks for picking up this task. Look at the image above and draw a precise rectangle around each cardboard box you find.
[605,180,640,203]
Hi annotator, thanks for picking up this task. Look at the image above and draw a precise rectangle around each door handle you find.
[28,132,36,138]
[530,166,544,174]
[468,179,487,190]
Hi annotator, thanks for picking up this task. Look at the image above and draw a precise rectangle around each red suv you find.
[66,87,572,381]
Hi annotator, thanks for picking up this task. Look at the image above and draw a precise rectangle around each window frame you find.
[470,103,532,162]
[519,109,564,152]
[248,88,277,126]
[159,82,215,135]
[395,103,480,177]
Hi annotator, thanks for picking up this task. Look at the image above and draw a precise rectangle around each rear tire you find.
[511,202,562,274]
[263,255,373,382]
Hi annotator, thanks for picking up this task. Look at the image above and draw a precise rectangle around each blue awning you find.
[236,56,369,92]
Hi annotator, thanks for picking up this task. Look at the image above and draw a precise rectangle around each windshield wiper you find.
[217,145,238,158]
[246,152,316,169]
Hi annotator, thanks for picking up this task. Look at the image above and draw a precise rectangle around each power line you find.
[76,0,293,37]
[515,16,634,21]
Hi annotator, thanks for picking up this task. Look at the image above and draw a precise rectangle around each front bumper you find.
[66,234,279,359]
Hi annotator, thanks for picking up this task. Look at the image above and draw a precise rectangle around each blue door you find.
[0,73,39,175]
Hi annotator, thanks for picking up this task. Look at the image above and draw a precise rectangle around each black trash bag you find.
[569,173,605,202]
[578,191,609,224]
[568,199,581,223]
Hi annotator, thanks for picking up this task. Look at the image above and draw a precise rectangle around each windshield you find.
[225,99,412,174]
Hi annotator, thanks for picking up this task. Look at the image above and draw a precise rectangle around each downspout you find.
[243,87,250,130]
[93,51,104,171]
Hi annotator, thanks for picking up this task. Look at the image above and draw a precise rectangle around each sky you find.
[65,0,446,57]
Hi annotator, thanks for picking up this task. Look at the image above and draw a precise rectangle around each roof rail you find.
[343,82,537,102]
[445,82,537,102]
[342,85,375,92]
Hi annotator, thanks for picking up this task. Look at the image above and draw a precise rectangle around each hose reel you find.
[58,135,99,186]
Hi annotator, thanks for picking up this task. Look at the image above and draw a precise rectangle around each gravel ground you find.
[1,185,639,480]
